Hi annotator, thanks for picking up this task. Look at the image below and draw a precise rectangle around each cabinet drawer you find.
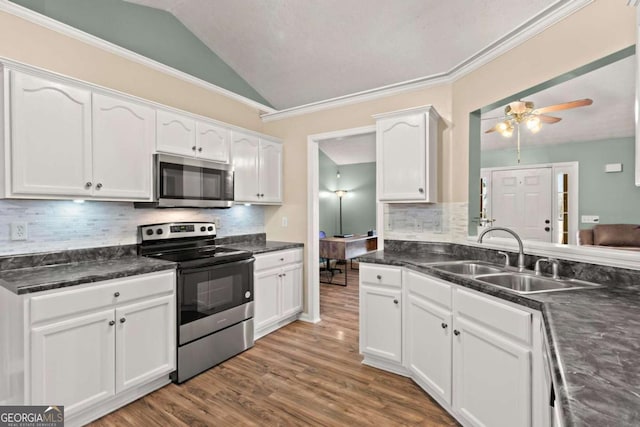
[360,264,402,288]
[454,288,531,345]
[30,271,175,324]
[254,248,302,271]
[406,270,452,309]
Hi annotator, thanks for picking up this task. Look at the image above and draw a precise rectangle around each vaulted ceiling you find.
[126,0,561,109]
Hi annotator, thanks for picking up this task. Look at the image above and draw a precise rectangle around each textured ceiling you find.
[126,0,559,109]
[319,133,376,165]
[481,55,635,151]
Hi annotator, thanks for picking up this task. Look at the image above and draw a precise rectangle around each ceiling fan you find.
[483,98,593,163]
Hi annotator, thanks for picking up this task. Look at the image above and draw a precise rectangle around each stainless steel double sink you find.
[426,260,602,294]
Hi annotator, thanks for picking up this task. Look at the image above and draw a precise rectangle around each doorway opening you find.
[305,126,382,323]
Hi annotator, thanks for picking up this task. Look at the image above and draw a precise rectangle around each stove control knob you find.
[200,226,206,232]
[245,291,251,299]
[208,226,214,231]
[156,228,163,235]
[145,229,154,236]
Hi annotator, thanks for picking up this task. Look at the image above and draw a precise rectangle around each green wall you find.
[10,0,271,107]
[319,151,376,236]
[481,137,640,225]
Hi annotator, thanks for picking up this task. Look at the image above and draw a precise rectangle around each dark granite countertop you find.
[358,247,640,427]
[221,241,304,255]
[0,256,176,295]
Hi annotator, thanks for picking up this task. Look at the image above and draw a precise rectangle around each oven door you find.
[157,154,234,208]
[178,258,254,345]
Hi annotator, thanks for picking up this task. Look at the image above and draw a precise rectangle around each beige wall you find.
[0,11,264,131]
[264,0,636,245]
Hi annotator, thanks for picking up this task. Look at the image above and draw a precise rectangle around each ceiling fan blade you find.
[537,115,562,124]
[532,98,593,115]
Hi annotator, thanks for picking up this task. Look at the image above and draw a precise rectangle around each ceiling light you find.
[526,116,541,133]
[499,123,514,138]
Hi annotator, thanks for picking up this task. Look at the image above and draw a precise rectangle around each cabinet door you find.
[406,293,452,405]
[258,139,283,203]
[115,295,175,393]
[281,263,303,318]
[10,71,92,196]
[31,309,115,414]
[377,113,426,201]
[453,317,532,427]
[254,269,281,332]
[92,93,154,200]
[156,109,196,157]
[360,285,402,363]
[232,131,260,202]
[196,121,230,163]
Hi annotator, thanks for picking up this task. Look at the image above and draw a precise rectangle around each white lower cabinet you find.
[254,248,303,339]
[360,264,546,427]
[31,309,116,414]
[26,270,176,425]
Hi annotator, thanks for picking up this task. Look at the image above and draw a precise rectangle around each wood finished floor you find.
[90,261,458,426]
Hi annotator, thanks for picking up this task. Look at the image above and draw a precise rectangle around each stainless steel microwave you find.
[136,154,234,208]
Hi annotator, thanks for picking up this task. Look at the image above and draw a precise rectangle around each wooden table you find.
[319,235,378,286]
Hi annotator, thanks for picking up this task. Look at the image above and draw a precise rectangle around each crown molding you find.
[260,0,594,123]
[0,0,277,114]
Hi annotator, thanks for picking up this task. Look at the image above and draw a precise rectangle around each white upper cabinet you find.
[232,131,282,204]
[232,131,260,201]
[258,138,283,203]
[196,121,230,163]
[157,110,231,163]
[374,105,440,202]
[156,109,196,157]
[10,71,93,197]
[92,93,154,200]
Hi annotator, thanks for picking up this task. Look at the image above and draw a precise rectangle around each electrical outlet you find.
[281,216,288,227]
[11,222,27,241]
[213,217,221,228]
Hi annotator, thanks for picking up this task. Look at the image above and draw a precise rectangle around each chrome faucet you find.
[477,227,526,271]
[535,258,560,279]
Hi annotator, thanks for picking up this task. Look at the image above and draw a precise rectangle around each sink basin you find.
[474,273,601,294]
[430,261,507,276]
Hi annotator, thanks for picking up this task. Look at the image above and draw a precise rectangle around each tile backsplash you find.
[384,202,468,242]
[0,200,264,256]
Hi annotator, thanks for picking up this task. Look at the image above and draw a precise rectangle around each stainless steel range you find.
[138,222,254,383]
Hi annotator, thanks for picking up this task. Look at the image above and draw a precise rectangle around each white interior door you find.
[491,167,552,242]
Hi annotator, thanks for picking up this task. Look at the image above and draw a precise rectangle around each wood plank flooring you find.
[90,261,458,426]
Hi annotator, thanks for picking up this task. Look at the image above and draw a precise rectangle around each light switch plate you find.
[605,163,622,173]
[581,215,600,224]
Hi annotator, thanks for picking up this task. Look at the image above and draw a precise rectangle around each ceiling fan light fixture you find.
[499,124,514,138]
[526,116,541,133]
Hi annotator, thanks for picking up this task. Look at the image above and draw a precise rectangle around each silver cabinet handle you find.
[256,193,261,197]
[192,146,197,151]
[86,182,92,188]
[393,299,399,304]
[260,193,264,197]
[418,188,424,193]
[120,318,126,324]
[283,273,287,277]
[198,147,203,152]
[96,183,103,189]
[109,320,115,326]
[280,258,285,261]
[376,275,382,280]
[114,292,120,297]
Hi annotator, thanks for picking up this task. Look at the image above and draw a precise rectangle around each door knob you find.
[545,227,551,232]
[545,219,550,224]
